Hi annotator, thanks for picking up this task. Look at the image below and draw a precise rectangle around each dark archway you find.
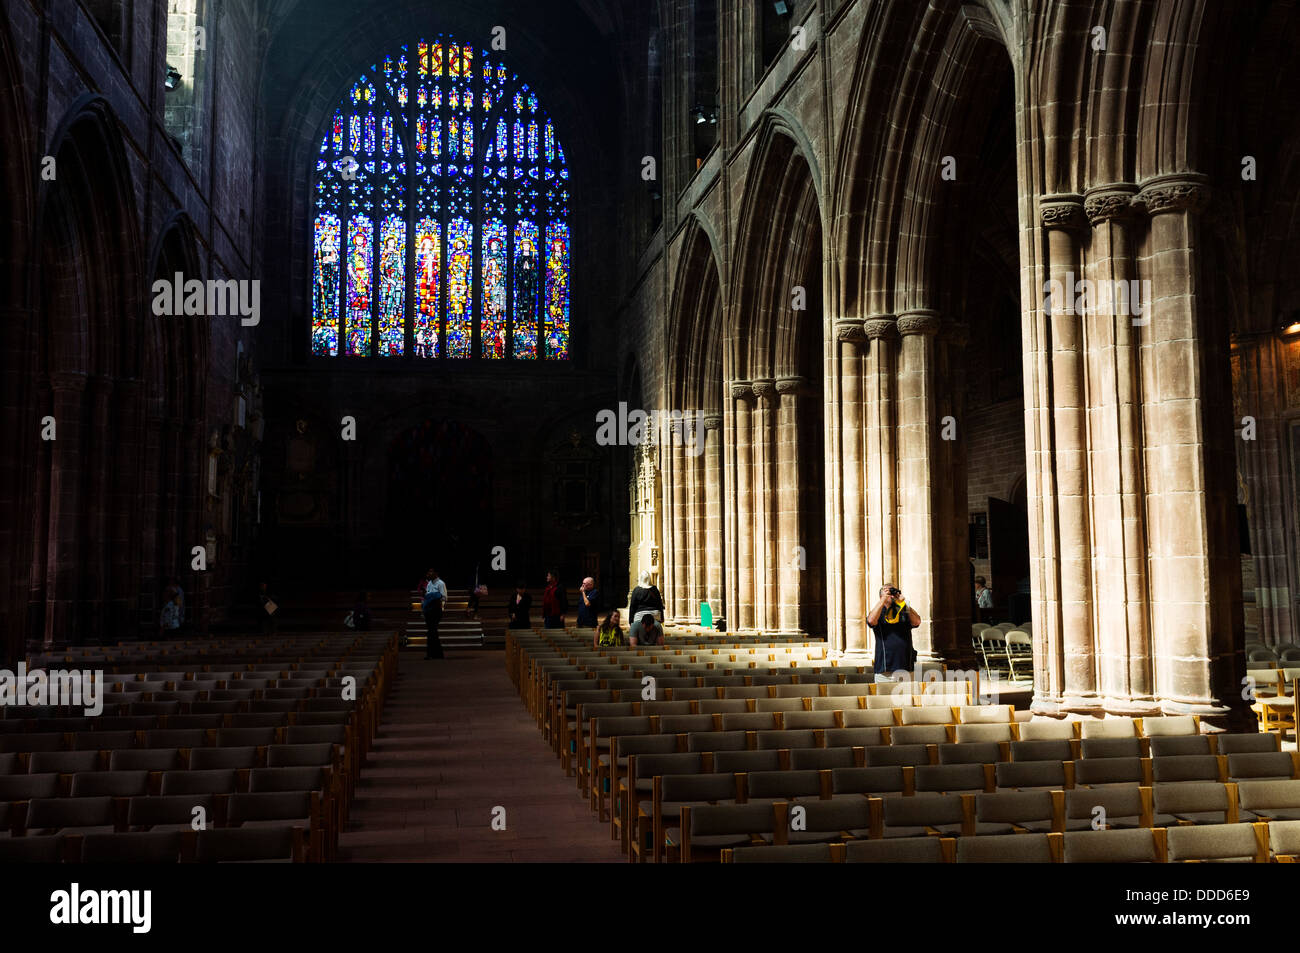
[385,418,493,589]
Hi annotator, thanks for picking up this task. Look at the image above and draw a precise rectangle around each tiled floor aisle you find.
[338,649,623,862]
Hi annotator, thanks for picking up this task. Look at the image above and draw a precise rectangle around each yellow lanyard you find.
[883,604,903,624]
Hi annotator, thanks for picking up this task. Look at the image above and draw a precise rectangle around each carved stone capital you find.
[774,376,807,395]
[750,379,777,400]
[834,319,866,343]
[862,316,898,340]
[1083,183,1140,225]
[730,381,754,401]
[1134,173,1210,216]
[702,414,723,431]
[1039,193,1087,231]
[896,310,941,337]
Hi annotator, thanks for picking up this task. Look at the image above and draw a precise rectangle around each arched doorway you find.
[385,418,493,589]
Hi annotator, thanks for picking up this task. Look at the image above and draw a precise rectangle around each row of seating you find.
[623,752,1300,855]
[0,631,398,861]
[509,628,1300,864]
[0,827,312,863]
[719,821,1300,863]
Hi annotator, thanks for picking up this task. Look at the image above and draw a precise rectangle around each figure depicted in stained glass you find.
[544,229,569,360]
[377,220,405,356]
[346,220,373,356]
[482,228,507,359]
[312,213,341,356]
[448,236,470,315]
[415,224,440,358]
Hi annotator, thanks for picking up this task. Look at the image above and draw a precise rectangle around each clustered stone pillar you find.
[836,322,867,654]
[863,318,898,596]
[731,381,756,630]
[1037,194,1098,712]
[702,413,725,622]
[669,418,690,621]
[751,378,779,631]
[1084,183,1156,713]
[1134,173,1245,722]
[895,310,941,660]
[44,372,87,648]
[775,376,805,633]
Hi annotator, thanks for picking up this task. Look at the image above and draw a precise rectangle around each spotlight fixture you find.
[165,64,182,90]
[1282,321,1300,336]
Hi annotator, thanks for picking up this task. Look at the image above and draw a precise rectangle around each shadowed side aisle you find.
[338,650,623,862]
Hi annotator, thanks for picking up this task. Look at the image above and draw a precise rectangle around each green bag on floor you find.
[700,602,713,629]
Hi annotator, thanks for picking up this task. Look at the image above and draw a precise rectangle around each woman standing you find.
[627,570,665,625]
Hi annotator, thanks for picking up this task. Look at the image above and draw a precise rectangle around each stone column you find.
[1134,173,1247,724]
[1232,331,1296,647]
[775,376,805,633]
[44,372,87,647]
[1084,184,1157,714]
[836,322,868,654]
[161,418,183,579]
[752,378,779,631]
[702,413,725,622]
[1038,194,1099,713]
[935,320,972,665]
[84,376,114,643]
[895,310,941,660]
[863,318,899,597]
[731,381,756,630]
[183,420,207,635]
[110,379,143,636]
[670,421,690,621]
[686,414,705,624]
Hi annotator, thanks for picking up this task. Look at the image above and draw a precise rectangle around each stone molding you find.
[1083,183,1140,224]
[750,379,777,400]
[1134,173,1210,216]
[730,381,754,401]
[774,376,807,395]
[1039,193,1087,230]
[834,319,866,342]
[862,316,898,340]
[896,310,941,337]
[702,414,723,431]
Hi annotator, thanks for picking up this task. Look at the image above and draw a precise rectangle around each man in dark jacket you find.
[576,577,600,629]
[867,583,920,680]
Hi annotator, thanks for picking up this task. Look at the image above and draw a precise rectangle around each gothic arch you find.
[26,95,145,645]
[727,117,822,381]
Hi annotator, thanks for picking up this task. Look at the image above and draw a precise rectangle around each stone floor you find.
[337,648,623,863]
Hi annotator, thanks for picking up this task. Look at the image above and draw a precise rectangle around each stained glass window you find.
[311,34,570,360]
[311,213,342,356]
[544,222,570,361]
[512,219,539,359]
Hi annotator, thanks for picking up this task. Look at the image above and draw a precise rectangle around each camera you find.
[888,587,901,597]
